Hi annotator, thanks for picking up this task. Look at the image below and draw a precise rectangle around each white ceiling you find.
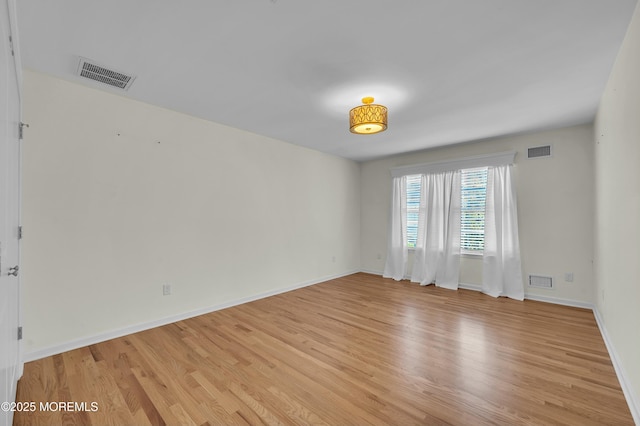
[17,0,637,161]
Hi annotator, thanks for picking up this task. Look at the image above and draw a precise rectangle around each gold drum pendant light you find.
[349,97,388,134]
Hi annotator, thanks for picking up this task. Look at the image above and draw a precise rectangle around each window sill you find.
[461,251,483,258]
[408,248,482,258]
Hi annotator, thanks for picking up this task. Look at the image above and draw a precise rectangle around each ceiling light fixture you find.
[349,97,387,134]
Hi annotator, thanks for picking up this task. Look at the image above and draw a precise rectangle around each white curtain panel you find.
[411,171,461,289]
[482,165,524,300]
[383,176,408,281]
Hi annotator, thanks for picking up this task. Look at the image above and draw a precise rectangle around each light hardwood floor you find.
[15,273,633,425]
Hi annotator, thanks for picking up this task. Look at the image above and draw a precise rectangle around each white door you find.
[0,0,21,425]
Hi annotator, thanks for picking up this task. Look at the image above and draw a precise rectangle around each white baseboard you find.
[593,307,640,425]
[523,293,594,310]
[22,270,360,363]
[360,268,383,276]
[447,280,595,310]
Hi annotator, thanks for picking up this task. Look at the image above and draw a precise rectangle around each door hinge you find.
[18,327,22,340]
[18,226,22,240]
[19,122,29,140]
[9,35,14,57]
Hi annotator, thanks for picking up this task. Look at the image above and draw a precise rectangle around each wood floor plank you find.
[15,273,634,425]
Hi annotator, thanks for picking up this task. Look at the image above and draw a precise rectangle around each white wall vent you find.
[527,145,552,159]
[76,57,136,90]
[529,274,553,288]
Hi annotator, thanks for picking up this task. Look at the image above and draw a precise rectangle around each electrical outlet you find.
[564,272,574,282]
[332,256,336,263]
[163,284,171,296]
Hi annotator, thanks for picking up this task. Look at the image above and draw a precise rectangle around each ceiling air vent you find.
[76,57,136,90]
[527,145,552,159]
[529,274,553,289]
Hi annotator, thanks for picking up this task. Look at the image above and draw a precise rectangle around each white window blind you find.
[406,175,421,248]
[404,169,488,251]
[460,167,488,253]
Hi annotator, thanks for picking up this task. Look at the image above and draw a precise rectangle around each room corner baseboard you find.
[22,269,360,363]
[360,268,383,276]
[523,293,594,310]
[593,307,640,425]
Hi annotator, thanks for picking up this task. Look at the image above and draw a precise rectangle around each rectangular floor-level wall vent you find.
[527,145,552,159]
[529,274,553,288]
[76,57,136,90]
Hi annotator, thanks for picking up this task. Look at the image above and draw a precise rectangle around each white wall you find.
[594,1,640,418]
[21,71,361,356]
[361,124,595,304]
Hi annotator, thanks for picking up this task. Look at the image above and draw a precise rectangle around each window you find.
[460,168,488,253]
[405,168,488,252]
[406,175,421,248]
